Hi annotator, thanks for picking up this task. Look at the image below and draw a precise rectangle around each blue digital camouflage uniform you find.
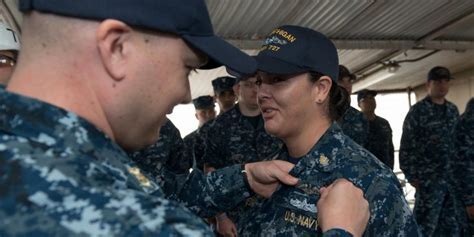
[203,104,283,169]
[183,95,216,171]
[453,98,474,234]
[0,89,257,236]
[338,106,369,147]
[183,129,199,168]
[128,119,191,198]
[203,104,283,234]
[365,116,394,169]
[400,96,470,236]
[238,123,421,236]
[183,120,214,171]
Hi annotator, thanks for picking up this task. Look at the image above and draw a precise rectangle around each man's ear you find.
[425,81,431,89]
[96,19,133,81]
[313,76,332,103]
[233,83,240,97]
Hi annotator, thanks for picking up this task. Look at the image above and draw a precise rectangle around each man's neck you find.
[7,63,115,141]
[363,112,376,121]
[198,122,206,128]
[239,103,260,117]
[430,96,445,105]
[219,105,233,115]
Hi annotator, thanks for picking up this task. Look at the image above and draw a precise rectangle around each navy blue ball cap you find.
[181,35,256,76]
[357,89,377,102]
[19,0,256,76]
[192,95,215,110]
[212,76,236,93]
[255,25,339,81]
[427,66,453,81]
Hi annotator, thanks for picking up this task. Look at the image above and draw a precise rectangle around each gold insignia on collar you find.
[128,167,152,188]
[319,154,329,166]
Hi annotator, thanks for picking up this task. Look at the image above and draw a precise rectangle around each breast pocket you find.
[424,121,444,145]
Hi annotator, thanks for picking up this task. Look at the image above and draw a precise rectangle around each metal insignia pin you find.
[128,166,152,188]
[319,154,329,166]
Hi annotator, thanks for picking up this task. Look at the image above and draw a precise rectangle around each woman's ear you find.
[96,19,133,81]
[313,76,332,104]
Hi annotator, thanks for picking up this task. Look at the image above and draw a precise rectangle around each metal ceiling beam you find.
[416,11,474,46]
[226,39,474,51]
[346,10,474,91]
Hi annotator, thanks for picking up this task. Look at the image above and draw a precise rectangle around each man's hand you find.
[467,205,474,220]
[245,160,298,198]
[216,214,238,237]
[317,179,369,237]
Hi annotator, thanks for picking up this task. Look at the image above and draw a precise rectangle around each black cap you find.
[255,25,339,81]
[19,0,256,76]
[192,95,215,110]
[427,66,453,81]
[338,65,356,82]
[357,89,377,102]
[212,76,236,93]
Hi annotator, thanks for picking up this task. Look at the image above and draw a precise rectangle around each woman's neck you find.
[285,119,331,158]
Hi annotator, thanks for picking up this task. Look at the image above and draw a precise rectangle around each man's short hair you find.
[192,95,215,110]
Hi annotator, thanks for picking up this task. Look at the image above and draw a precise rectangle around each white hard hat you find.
[0,23,20,51]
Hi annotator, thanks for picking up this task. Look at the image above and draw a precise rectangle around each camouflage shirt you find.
[183,129,199,168]
[453,98,474,207]
[365,116,394,169]
[400,96,470,236]
[202,104,283,233]
[203,104,283,169]
[400,96,459,183]
[338,106,369,147]
[183,119,214,171]
[239,123,421,236]
[0,89,253,236]
[128,119,191,198]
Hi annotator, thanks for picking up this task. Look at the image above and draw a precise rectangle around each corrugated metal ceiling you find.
[1,0,473,96]
[189,0,474,97]
[207,0,474,40]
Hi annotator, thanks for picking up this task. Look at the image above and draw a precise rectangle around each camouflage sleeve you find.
[160,127,191,198]
[322,229,353,237]
[166,125,191,174]
[160,167,190,199]
[177,164,252,218]
[399,110,421,183]
[0,157,213,236]
[453,116,474,206]
[193,131,208,170]
[202,125,225,169]
[388,124,395,170]
[364,175,422,236]
[183,135,197,169]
